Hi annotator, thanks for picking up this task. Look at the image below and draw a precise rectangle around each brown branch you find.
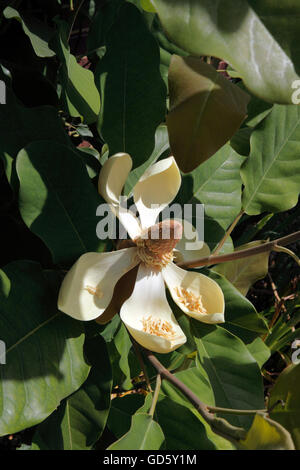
[142,348,247,443]
[178,231,300,269]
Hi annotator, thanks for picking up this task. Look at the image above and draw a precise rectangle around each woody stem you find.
[178,231,300,269]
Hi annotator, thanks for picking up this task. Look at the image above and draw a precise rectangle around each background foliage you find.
[0,0,299,451]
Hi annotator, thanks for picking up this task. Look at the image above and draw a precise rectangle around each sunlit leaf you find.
[4,7,55,58]
[214,241,270,296]
[52,20,100,124]
[237,413,295,450]
[241,105,300,214]
[192,321,264,428]
[108,413,164,450]
[16,141,103,265]
[0,261,89,436]
[31,335,112,450]
[152,0,300,104]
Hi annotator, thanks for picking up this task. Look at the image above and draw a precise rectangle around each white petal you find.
[162,262,225,324]
[98,152,132,206]
[173,218,210,264]
[133,157,181,230]
[58,248,139,321]
[98,152,141,239]
[120,264,186,354]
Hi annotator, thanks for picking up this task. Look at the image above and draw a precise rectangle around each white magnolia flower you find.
[58,153,225,354]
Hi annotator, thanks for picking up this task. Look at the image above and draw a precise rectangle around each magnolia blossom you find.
[58,153,225,354]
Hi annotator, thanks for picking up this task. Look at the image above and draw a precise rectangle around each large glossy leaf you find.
[52,21,100,124]
[214,241,270,296]
[0,261,89,436]
[250,1,300,76]
[207,270,268,343]
[269,364,300,449]
[180,143,245,230]
[152,0,300,104]
[31,335,112,450]
[247,338,270,369]
[167,55,249,173]
[192,321,264,428]
[96,2,166,168]
[16,141,103,265]
[241,104,300,215]
[160,367,235,450]
[4,7,55,58]
[237,413,295,450]
[0,104,70,184]
[154,395,216,450]
[108,413,164,450]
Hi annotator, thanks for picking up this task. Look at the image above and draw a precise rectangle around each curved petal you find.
[58,247,139,321]
[173,219,210,264]
[133,157,181,230]
[98,152,141,240]
[162,262,225,324]
[120,264,186,354]
[98,152,132,206]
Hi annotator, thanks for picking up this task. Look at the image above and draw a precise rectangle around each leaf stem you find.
[207,406,267,415]
[178,230,300,269]
[149,374,161,417]
[213,210,244,256]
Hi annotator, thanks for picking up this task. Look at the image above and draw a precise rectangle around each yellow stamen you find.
[175,287,207,315]
[141,315,177,339]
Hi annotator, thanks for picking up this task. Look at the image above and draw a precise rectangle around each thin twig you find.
[67,0,85,43]
[178,231,300,269]
[149,374,161,417]
[213,210,244,256]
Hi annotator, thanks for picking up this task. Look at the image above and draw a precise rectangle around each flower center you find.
[141,315,177,339]
[135,220,182,270]
[175,287,207,315]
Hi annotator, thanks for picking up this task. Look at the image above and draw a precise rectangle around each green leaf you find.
[108,394,145,439]
[208,270,268,343]
[247,338,271,369]
[4,7,55,58]
[16,141,103,265]
[237,413,295,450]
[154,396,216,450]
[96,2,166,168]
[152,0,300,104]
[52,21,100,124]
[269,364,300,449]
[114,323,134,390]
[0,104,70,184]
[241,104,300,215]
[181,143,245,230]
[214,241,270,296]
[250,1,300,76]
[31,335,112,450]
[160,367,235,449]
[108,413,165,450]
[192,321,264,428]
[0,261,89,436]
[167,55,249,172]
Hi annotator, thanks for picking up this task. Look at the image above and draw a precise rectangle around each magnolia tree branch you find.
[142,347,249,443]
[178,230,300,269]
